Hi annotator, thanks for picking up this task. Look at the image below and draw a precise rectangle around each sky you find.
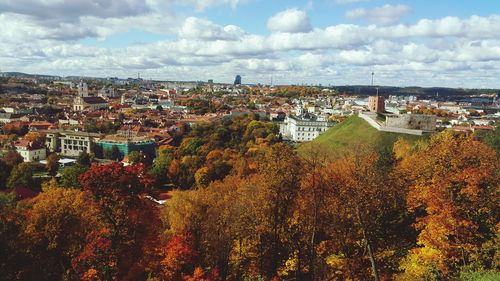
[0,0,499,88]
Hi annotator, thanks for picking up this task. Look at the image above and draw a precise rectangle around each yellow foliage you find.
[396,247,441,281]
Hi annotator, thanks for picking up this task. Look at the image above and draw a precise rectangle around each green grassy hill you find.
[298,116,423,160]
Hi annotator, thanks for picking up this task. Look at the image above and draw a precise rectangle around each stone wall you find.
[385,114,436,131]
[359,112,427,136]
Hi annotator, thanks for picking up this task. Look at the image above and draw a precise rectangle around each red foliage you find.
[79,162,154,201]
[78,163,161,280]
[160,232,199,280]
[183,267,222,281]
[72,228,117,281]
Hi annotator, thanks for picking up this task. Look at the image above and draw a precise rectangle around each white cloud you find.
[346,4,411,25]
[0,0,152,22]
[179,17,245,40]
[267,8,312,33]
[179,0,248,11]
[1,4,500,88]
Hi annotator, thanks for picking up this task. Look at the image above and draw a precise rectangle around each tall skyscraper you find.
[234,75,242,85]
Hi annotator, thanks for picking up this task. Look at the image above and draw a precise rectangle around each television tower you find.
[371,71,374,86]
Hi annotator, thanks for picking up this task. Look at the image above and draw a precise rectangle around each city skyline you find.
[1,0,500,88]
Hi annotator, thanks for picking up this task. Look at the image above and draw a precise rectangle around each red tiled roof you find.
[14,140,44,150]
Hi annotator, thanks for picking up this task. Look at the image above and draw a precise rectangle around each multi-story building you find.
[44,130,104,157]
[14,140,46,162]
[234,75,242,85]
[368,96,385,113]
[73,96,109,111]
[279,100,335,142]
[279,115,334,142]
[96,135,156,159]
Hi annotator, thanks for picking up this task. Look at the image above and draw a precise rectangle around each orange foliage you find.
[396,131,498,275]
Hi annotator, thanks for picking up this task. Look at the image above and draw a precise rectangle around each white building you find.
[279,101,334,142]
[0,113,22,123]
[280,115,334,142]
[14,140,46,162]
[44,130,104,157]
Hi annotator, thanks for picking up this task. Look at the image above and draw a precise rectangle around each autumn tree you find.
[46,153,60,176]
[320,146,411,281]
[291,147,333,280]
[395,131,499,279]
[20,188,103,281]
[24,132,46,146]
[72,228,117,281]
[165,144,303,279]
[253,143,303,278]
[3,149,23,168]
[183,267,221,281]
[0,159,11,189]
[78,163,161,279]
[0,192,27,280]
[159,232,199,281]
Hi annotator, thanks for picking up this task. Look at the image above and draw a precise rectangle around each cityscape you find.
[0,1,499,281]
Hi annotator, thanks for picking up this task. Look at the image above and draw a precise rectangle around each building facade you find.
[368,96,385,113]
[96,135,156,159]
[279,115,334,142]
[73,96,109,111]
[14,141,46,162]
[234,75,242,85]
[44,130,104,157]
[77,81,89,97]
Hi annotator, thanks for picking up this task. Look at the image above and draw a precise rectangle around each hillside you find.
[298,115,423,160]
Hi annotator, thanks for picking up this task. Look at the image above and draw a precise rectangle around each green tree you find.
[127,151,149,165]
[7,162,34,189]
[76,151,92,167]
[474,126,500,153]
[148,149,172,187]
[59,164,89,189]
